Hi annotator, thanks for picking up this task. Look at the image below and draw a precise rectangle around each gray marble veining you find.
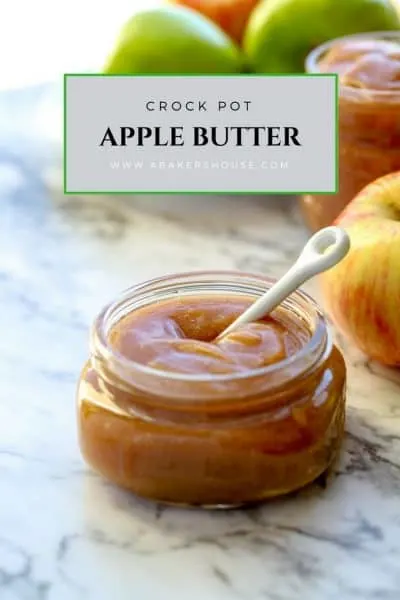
[1,87,400,600]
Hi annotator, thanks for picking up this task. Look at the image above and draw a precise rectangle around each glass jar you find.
[77,271,346,508]
[300,31,400,231]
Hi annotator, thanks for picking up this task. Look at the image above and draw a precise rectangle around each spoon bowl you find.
[216,226,350,341]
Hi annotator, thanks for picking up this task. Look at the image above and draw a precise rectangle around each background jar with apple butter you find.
[77,271,346,508]
[300,31,400,231]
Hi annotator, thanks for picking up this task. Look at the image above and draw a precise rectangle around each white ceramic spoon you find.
[216,226,350,341]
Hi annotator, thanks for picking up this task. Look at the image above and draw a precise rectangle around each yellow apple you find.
[321,171,400,366]
[168,0,260,44]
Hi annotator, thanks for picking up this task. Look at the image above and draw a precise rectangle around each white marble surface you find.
[1,90,400,600]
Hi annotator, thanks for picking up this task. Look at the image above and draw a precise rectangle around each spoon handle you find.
[217,226,350,340]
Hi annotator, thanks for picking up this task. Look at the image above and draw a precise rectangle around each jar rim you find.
[91,270,329,386]
[305,30,400,98]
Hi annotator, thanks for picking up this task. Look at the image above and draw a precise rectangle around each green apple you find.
[243,0,400,73]
[104,5,243,74]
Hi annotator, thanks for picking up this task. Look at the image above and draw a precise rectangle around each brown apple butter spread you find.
[319,39,400,90]
[301,32,400,231]
[109,296,306,375]
[77,273,346,507]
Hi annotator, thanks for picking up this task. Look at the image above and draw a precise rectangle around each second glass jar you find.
[300,31,400,231]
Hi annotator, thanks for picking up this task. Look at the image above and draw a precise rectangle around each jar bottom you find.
[79,398,345,509]
[89,446,342,510]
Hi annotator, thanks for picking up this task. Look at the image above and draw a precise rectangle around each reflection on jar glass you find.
[300,31,400,231]
[77,271,346,508]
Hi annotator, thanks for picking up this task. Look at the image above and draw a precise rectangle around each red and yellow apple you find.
[168,0,260,44]
[321,171,400,366]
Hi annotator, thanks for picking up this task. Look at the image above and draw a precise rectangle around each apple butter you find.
[301,31,400,231]
[77,271,346,507]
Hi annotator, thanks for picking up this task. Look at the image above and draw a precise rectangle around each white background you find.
[0,0,151,90]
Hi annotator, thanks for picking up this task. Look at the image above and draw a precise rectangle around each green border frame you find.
[63,73,339,196]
